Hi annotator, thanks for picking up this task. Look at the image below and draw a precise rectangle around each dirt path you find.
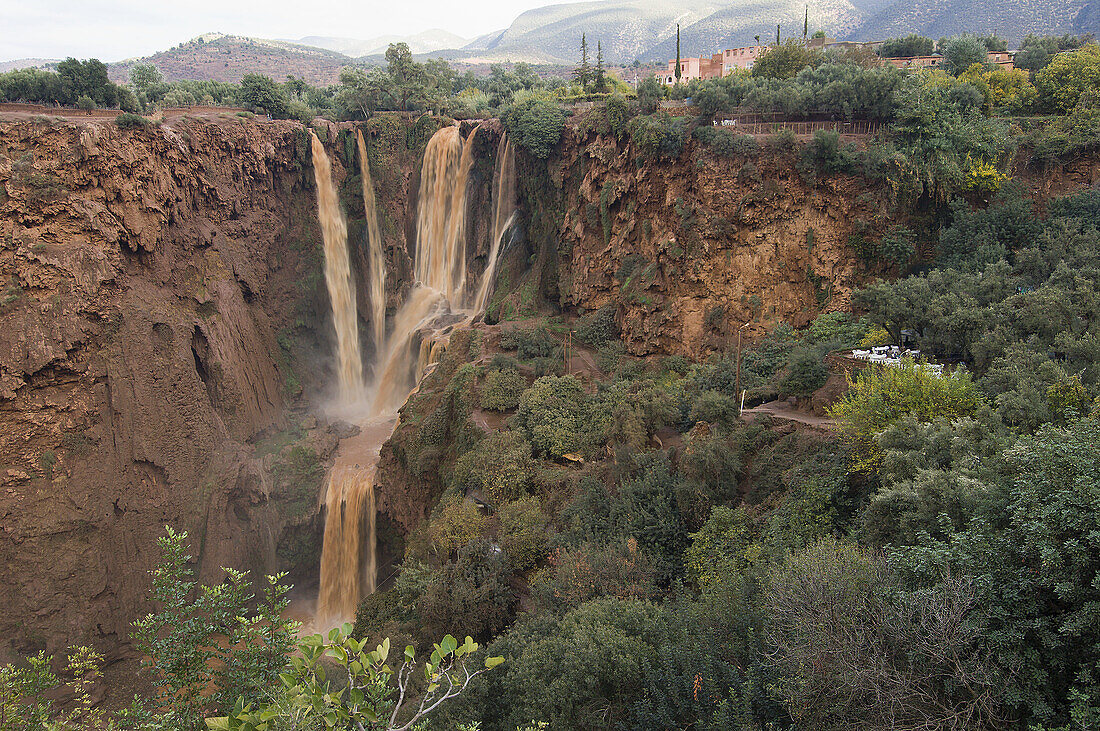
[743,400,835,429]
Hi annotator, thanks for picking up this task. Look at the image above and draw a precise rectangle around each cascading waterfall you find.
[317,467,376,626]
[356,129,387,351]
[367,125,479,417]
[474,132,516,313]
[310,131,364,404]
[314,124,515,628]
[311,131,375,628]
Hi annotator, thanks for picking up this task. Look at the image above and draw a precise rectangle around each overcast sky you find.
[0,0,555,62]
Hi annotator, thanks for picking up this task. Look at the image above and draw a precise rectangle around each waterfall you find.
[357,129,387,352]
[317,467,377,627]
[474,132,516,313]
[367,125,480,417]
[314,124,515,628]
[310,132,364,404]
[413,125,477,304]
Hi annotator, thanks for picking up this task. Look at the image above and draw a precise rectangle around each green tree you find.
[574,34,592,90]
[133,527,297,728]
[636,75,664,113]
[385,43,428,111]
[56,57,114,106]
[675,25,682,83]
[766,538,1004,728]
[594,41,608,92]
[752,41,821,79]
[1035,42,1100,112]
[878,34,935,57]
[829,360,985,473]
[939,35,989,75]
[501,93,568,158]
[890,419,1100,726]
[335,66,390,119]
[238,73,289,117]
[129,63,166,100]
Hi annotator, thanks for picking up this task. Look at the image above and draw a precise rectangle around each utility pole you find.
[735,321,750,417]
[776,24,781,45]
[804,7,808,39]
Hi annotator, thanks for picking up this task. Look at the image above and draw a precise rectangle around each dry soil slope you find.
[107,34,357,85]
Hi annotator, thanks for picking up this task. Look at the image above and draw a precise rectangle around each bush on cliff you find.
[480,368,528,411]
[115,112,149,129]
[628,113,687,159]
[501,93,567,158]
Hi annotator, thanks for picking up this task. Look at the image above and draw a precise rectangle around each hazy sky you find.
[0,0,555,62]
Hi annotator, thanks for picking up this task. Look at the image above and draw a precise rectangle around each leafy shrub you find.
[500,326,557,360]
[514,375,593,459]
[115,112,149,129]
[801,129,857,173]
[421,492,489,560]
[574,305,619,347]
[450,431,534,505]
[770,127,798,151]
[418,538,515,643]
[780,350,828,397]
[499,497,550,572]
[878,226,917,270]
[829,360,984,472]
[502,94,568,158]
[532,539,656,610]
[480,368,527,411]
[693,125,759,157]
[628,113,687,159]
[133,528,297,727]
[1035,42,1100,112]
[689,390,739,427]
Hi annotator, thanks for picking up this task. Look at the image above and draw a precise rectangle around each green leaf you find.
[206,718,231,730]
[404,645,416,662]
[485,656,505,668]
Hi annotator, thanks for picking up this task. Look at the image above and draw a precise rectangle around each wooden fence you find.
[715,119,881,136]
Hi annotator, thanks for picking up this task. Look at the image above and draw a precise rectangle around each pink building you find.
[662,53,724,84]
[720,45,767,72]
[662,45,767,84]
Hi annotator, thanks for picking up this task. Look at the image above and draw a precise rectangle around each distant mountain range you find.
[456,0,1093,64]
[9,0,1091,85]
[286,30,469,58]
[0,59,60,73]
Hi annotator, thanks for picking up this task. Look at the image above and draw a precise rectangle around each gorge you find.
[2,106,1096,696]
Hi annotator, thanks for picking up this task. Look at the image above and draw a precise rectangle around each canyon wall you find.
[0,116,326,660]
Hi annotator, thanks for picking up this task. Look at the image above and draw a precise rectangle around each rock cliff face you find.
[0,117,328,659]
[553,127,876,356]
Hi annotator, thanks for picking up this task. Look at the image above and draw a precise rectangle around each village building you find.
[662,40,1014,84]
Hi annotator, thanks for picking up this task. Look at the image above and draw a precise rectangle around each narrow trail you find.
[742,400,835,428]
